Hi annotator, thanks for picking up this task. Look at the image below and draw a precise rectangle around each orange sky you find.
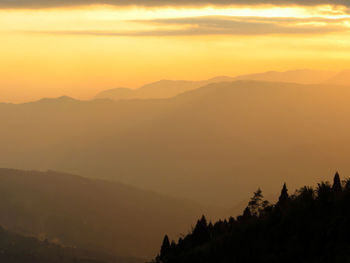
[1,4,350,102]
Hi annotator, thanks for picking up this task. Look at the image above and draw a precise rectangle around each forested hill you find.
[153,173,350,263]
[0,226,107,263]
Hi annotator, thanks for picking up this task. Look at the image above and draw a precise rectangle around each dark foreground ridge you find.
[0,226,106,263]
[153,172,350,263]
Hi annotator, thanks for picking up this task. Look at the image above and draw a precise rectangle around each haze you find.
[1,0,350,262]
[1,2,350,102]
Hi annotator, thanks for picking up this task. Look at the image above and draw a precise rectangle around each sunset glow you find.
[1,4,350,102]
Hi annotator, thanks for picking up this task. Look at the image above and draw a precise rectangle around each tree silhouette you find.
[248,188,263,216]
[192,215,210,243]
[317,181,332,202]
[153,173,350,263]
[277,183,289,207]
[160,235,170,260]
[332,172,342,192]
[238,206,252,221]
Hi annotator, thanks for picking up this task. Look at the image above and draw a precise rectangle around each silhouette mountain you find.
[234,69,336,84]
[153,173,350,263]
[95,87,134,100]
[95,70,336,102]
[2,80,350,209]
[95,77,234,100]
[0,169,220,259]
[36,96,78,104]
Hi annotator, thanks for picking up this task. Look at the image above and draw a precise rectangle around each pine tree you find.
[248,188,263,216]
[160,235,170,260]
[242,206,252,219]
[278,183,289,206]
[199,215,207,228]
[193,215,209,243]
[332,172,342,192]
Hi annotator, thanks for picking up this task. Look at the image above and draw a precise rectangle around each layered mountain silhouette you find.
[2,80,350,210]
[0,169,220,260]
[234,69,335,84]
[95,76,234,101]
[95,70,339,101]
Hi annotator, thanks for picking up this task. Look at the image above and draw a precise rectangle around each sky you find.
[1,0,350,102]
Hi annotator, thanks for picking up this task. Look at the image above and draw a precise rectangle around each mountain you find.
[95,70,336,102]
[323,69,350,86]
[94,88,134,100]
[94,76,234,100]
[2,80,350,209]
[0,169,220,260]
[234,69,336,84]
[0,225,110,263]
[152,173,350,263]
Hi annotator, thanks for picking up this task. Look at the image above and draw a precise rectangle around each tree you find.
[332,172,342,192]
[278,183,289,207]
[160,235,170,261]
[317,181,332,202]
[248,188,263,216]
[193,215,209,243]
[297,186,314,202]
[237,206,252,221]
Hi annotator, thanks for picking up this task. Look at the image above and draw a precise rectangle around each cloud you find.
[25,16,349,36]
[1,0,350,8]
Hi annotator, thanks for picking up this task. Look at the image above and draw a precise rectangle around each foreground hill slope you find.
[0,169,218,259]
[0,226,108,263]
[154,173,350,263]
[1,81,350,208]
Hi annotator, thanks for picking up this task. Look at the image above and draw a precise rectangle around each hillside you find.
[153,173,350,263]
[0,226,108,263]
[0,169,219,259]
[1,81,350,209]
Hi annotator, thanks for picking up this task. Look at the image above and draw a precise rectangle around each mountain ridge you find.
[0,168,222,259]
[94,69,338,102]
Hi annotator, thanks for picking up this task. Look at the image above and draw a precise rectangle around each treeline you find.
[153,172,350,263]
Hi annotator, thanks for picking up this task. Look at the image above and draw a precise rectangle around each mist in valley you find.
[0,68,349,261]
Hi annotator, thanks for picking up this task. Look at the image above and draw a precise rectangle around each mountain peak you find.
[37,95,78,104]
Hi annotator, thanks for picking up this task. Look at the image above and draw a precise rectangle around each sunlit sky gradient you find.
[1,3,350,102]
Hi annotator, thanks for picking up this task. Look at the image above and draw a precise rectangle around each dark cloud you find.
[0,0,350,8]
[24,16,349,36]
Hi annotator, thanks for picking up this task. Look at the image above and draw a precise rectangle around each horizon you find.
[2,2,350,103]
[1,68,348,103]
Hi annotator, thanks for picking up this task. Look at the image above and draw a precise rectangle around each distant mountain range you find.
[95,76,234,101]
[2,80,350,209]
[95,69,347,101]
[0,169,221,260]
[234,69,336,84]
[2,70,350,261]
